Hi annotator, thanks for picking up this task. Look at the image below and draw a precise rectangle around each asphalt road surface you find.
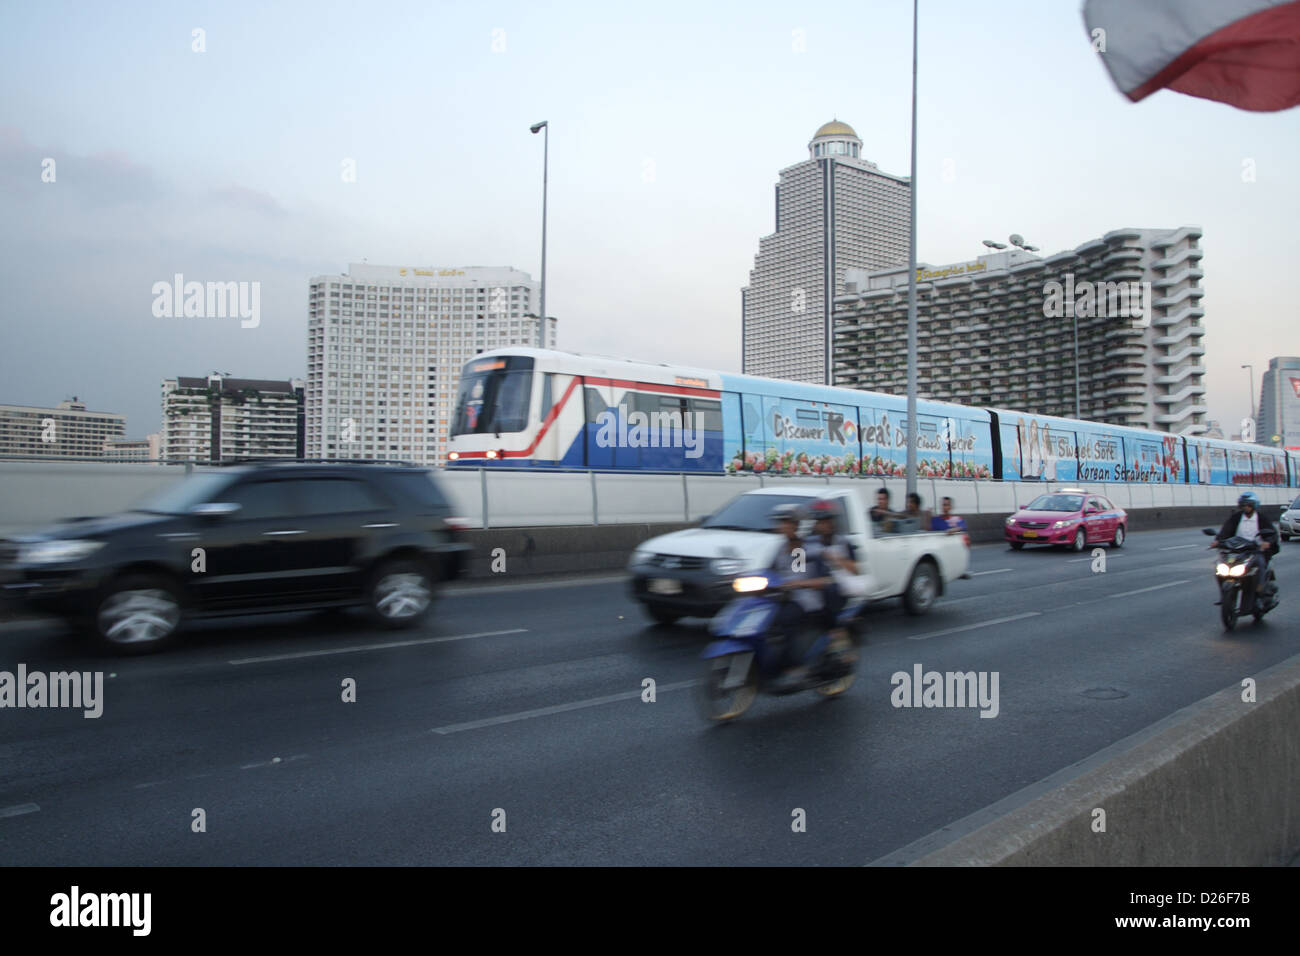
[2,527,1297,865]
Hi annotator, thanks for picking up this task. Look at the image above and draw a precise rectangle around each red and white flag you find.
[1083,0,1300,111]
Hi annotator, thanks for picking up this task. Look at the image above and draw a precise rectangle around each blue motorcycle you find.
[698,572,864,722]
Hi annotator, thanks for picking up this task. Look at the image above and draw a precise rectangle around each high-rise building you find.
[0,398,126,459]
[832,226,1208,433]
[306,264,553,466]
[1258,356,1300,449]
[160,376,304,463]
[742,120,911,384]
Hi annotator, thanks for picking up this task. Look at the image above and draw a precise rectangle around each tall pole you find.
[905,0,919,500]
[540,124,548,344]
[531,120,549,347]
[1242,364,1255,422]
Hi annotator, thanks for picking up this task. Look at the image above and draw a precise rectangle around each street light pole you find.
[1074,312,1081,419]
[905,0,919,500]
[530,120,549,347]
[1241,363,1255,424]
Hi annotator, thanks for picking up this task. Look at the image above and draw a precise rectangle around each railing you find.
[0,459,1291,534]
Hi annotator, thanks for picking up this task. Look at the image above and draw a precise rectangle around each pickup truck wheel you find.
[643,604,682,626]
[903,561,938,616]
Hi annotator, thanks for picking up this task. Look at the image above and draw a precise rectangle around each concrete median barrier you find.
[888,652,1300,866]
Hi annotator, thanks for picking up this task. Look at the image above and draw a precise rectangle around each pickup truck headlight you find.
[629,547,655,568]
[15,539,106,565]
[711,557,748,575]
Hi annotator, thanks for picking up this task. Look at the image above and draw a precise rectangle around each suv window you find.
[381,471,449,511]
[222,480,288,520]
[283,477,389,515]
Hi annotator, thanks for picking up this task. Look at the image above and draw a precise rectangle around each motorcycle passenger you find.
[767,503,835,683]
[1212,492,1278,611]
[803,498,861,655]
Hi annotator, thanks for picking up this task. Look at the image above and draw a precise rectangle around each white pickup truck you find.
[627,485,970,625]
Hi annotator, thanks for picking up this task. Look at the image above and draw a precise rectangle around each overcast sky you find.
[1,0,1296,437]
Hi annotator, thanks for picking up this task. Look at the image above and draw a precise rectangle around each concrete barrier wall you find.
[905,652,1300,866]
[0,461,1292,535]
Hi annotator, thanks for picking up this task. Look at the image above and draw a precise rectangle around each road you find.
[1,527,1297,865]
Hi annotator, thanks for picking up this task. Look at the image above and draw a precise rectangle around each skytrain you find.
[445,348,1297,488]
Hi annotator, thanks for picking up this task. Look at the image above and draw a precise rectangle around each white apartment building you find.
[306,264,553,466]
[742,120,912,384]
[160,376,304,463]
[0,399,126,459]
[104,434,161,462]
[832,226,1209,433]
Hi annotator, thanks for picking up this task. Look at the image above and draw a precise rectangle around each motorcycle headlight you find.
[1230,564,1247,577]
[15,539,106,565]
[733,575,769,593]
[711,557,748,575]
[1215,563,1231,576]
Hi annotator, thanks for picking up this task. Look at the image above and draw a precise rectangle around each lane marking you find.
[1108,579,1192,599]
[431,679,700,735]
[228,628,528,665]
[1067,552,1129,562]
[445,574,625,596]
[908,611,1041,641]
[0,803,39,819]
[1159,544,1201,551]
[968,568,1013,577]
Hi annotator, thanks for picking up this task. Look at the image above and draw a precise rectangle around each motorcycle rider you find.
[803,498,861,658]
[1212,491,1278,612]
[766,502,835,685]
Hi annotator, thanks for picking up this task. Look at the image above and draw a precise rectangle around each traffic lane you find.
[2,551,1296,864]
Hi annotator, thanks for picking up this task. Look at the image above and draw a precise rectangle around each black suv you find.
[0,462,470,653]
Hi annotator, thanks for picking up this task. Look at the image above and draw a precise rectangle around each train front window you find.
[452,357,534,436]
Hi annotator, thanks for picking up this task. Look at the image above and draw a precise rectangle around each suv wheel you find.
[368,558,435,628]
[94,574,183,654]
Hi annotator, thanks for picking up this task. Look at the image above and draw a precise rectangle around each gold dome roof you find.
[812,119,858,139]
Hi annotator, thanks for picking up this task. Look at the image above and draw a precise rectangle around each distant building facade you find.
[161,375,304,463]
[0,398,126,459]
[306,263,553,466]
[832,226,1208,433]
[742,120,911,384]
[104,434,161,462]
[1259,356,1300,449]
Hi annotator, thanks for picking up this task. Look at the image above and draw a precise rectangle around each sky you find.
[1,0,1297,438]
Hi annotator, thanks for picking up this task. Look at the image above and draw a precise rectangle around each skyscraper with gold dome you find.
[742,120,911,384]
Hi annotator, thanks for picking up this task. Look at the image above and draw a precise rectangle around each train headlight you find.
[448,451,460,461]
[485,450,498,460]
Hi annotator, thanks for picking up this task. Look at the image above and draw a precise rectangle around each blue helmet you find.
[1238,492,1260,511]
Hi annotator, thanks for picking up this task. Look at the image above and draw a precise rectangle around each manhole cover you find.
[1082,687,1129,700]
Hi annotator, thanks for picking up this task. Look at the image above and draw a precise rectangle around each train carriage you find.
[446,348,1300,490]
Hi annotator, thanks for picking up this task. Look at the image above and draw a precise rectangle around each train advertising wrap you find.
[730,396,860,476]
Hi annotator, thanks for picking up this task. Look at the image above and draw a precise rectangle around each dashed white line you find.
[0,803,39,819]
[908,612,1041,641]
[1159,544,1201,551]
[1108,579,1192,599]
[228,628,528,665]
[431,679,700,735]
[968,568,1013,577]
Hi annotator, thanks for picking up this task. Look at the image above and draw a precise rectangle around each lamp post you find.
[905,0,919,499]
[530,120,549,346]
[1242,363,1255,424]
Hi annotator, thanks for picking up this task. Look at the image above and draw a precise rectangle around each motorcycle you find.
[1202,528,1280,630]
[698,571,865,722]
